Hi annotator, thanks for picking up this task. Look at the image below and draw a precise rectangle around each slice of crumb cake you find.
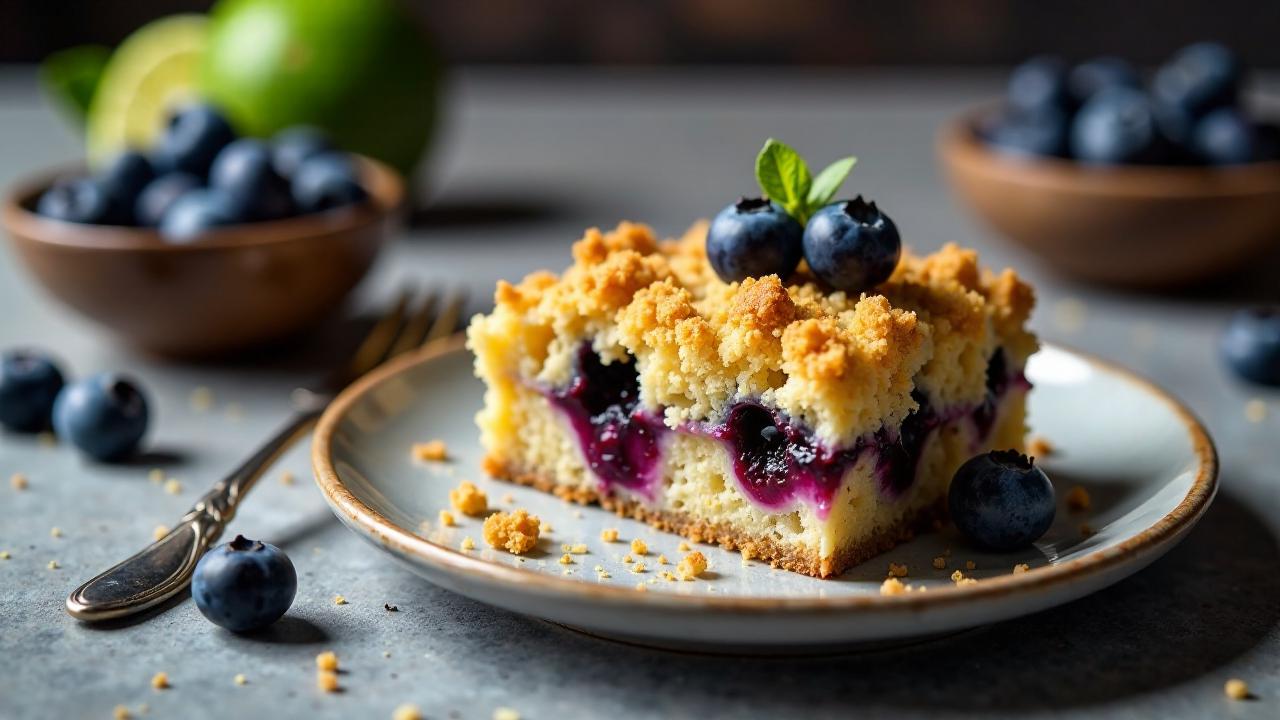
[468,222,1036,578]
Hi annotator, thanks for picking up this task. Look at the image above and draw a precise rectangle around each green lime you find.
[199,0,442,177]
[84,14,208,166]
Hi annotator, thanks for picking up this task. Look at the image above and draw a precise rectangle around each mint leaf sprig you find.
[754,138,856,225]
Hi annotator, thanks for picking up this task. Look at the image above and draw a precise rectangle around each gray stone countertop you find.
[0,67,1277,719]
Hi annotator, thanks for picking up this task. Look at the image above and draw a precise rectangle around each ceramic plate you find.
[312,337,1216,652]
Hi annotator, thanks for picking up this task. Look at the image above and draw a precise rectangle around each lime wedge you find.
[85,14,208,167]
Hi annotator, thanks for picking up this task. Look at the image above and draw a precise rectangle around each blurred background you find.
[4,0,1280,66]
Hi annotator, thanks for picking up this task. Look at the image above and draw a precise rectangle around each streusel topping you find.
[469,222,1035,445]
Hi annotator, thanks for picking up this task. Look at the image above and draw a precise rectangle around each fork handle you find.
[65,407,324,622]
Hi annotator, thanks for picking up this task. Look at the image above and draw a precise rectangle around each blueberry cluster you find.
[0,348,148,461]
[707,140,901,293]
[37,104,369,242]
[985,43,1279,166]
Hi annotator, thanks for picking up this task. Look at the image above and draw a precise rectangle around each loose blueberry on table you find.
[192,535,297,633]
[52,372,149,461]
[0,349,65,433]
[949,450,1056,552]
[1220,307,1280,386]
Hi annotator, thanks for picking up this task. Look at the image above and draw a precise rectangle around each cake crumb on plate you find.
[880,578,907,596]
[10,473,28,490]
[164,479,183,495]
[148,468,165,484]
[279,471,296,486]
[0,551,10,560]
[559,553,573,565]
[630,538,648,555]
[449,481,488,516]
[1013,563,1030,574]
[887,562,908,578]
[50,526,63,538]
[931,556,946,570]
[1065,486,1091,512]
[438,509,456,527]
[460,537,476,551]
[600,528,619,542]
[113,705,132,719]
[47,560,59,570]
[152,525,169,541]
[234,674,247,686]
[482,509,541,554]
[412,439,449,461]
[678,541,691,552]
[493,708,520,720]
[965,560,976,570]
[150,672,169,690]
[677,551,708,580]
[1026,435,1054,457]
[189,386,213,411]
[1245,399,1267,423]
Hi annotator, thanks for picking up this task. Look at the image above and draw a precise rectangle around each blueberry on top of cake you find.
[468,141,1036,578]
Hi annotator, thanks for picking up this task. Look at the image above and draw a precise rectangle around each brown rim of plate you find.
[311,335,1218,614]
[1,154,404,252]
[939,103,1280,199]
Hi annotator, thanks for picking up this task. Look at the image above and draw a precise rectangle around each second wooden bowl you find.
[939,109,1280,289]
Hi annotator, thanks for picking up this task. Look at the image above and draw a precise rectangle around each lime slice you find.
[85,14,208,167]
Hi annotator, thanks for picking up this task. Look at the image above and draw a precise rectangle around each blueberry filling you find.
[545,344,1021,516]
[547,345,665,494]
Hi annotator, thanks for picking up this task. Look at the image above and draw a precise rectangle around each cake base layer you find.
[481,384,1028,578]
[484,454,948,577]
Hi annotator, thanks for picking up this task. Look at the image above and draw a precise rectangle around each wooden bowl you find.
[938,108,1280,288]
[3,156,403,357]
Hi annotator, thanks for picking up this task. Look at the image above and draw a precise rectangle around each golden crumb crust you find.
[469,221,1036,447]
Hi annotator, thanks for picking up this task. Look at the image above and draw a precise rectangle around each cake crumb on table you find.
[493,707,520,720]
[449,481,488,516]
[47,560,59,570]
[385,603,399,612]
[393,704,425,720]
[677,551,708,580]
[333,595,348,605]
[412,439,449,461]
[931,556,946,570]
[113,705,132,720]
[317,670,339,693]
[1224,678,1250,700]
[1013,563,1031,574]
[1026,435,1054,457]
[233,674,247,686]
[164,479,183,495]
[600,528,619,542]
[460,537,476,551]
[482,509,541,554]
[1065,486,1091,512]
[50,526,63,538]
[887,562,909,578]
[150,672,169,690]
[315,651,339,671]
[1245,399,1267,423]
[152,525,169,541]
[630,538,648,555]
[10,473,28,490]
[0,551,10,560]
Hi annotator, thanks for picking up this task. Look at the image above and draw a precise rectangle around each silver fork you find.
[65,290,467,622]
